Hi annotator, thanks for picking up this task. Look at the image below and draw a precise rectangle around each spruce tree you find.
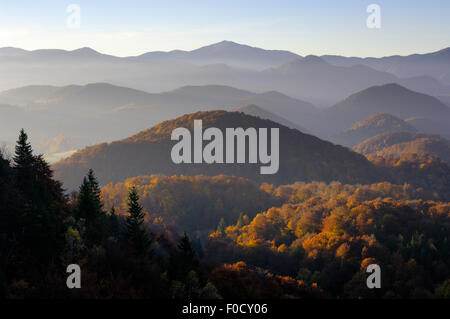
[76,169,106,244]
[13,129,34,192]
[108,205,120,238]
[178,232,198,272]
[87,168,103,212]
[76,169,104,219]
[125,186,152,257]
[77,177,95,220]
[13,129,33,170]
[11,130,65,266]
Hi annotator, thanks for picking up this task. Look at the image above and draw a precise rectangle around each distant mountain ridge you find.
[53,110,378,191]
[322,47,450,85]
[0,41,300,70]
[2,82,449,157]
[0,83,319,144]
[324,83,450,134]
[233,104,310,133]
[262,55,401,105]
[135,40,301,69]
[405,117,450,140]
[354,131,450,164]
[1,42,449,105]
[4,43,448,78]
[332,113,418,147]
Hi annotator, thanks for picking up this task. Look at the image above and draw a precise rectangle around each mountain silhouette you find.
[53,110,378,190]
[0,83,318,150]
[322,47,450,85]
[233,104,310,133]
[354,131,450,164]
[325,83,450,134]
[405,117,450,140]
[2,43,449,105]
[332,113,417,147]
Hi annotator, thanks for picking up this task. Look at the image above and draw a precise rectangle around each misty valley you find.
[0,40,449,301]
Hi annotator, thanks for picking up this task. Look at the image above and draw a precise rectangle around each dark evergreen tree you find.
[87,169,103,211]
[13,129,34,194]
[0,150,22,289]
[75,169,107,244]
[8,130,66,274]
[108,205,121,238]
[178,232,198,273]
[77,177,98,220]
[13,129,33,170]
[125,186,152,257]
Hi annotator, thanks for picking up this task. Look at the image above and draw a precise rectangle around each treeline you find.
[0,130,221,298]
[1,130,449,298]
[101,175,281,237]
[370,153,450,200]
[0,130,67,297]
[101,177,445,238]
[101,175,450,298]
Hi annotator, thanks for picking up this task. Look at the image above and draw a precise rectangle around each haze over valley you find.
[1,41,450,168]
[2,0,450,300]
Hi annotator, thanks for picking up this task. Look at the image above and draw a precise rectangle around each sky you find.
[0,0,449,57]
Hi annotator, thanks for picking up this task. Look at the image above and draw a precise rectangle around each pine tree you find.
[11,130,65,267]
[76,169,104,219]
[13,129,34,192]
[178,232,198,272]
[13,129,33,170]
[76,177,96,220]
[75,169,107,244]
[108,205,120,238]
[126,186,152,257]
[87,168,103,212]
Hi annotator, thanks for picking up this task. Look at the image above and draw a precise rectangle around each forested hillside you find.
[53,111,378,190]
[333,113,417,147]
[354,132,450,164]
[2,130,449,298]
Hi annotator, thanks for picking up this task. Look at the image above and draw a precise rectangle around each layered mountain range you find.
[1,41,449,106]
[1,41,449,191]
[53,110,378,190]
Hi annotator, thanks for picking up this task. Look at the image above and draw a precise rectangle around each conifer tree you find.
[13,129,33,170]
[87,168,103,211]
[13,129,34,192]
[11,130,65,266]
[76,169,104,219]
[125,186,152,257]
[77,177,96,220]
[108,205,120,238]
[76,169,107,244]
[178,232,198,272]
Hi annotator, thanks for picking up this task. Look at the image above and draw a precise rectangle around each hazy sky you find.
[0,0,449,57]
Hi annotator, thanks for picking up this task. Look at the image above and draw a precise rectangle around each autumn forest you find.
[1,11,450,301]
[1,128,449,299]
